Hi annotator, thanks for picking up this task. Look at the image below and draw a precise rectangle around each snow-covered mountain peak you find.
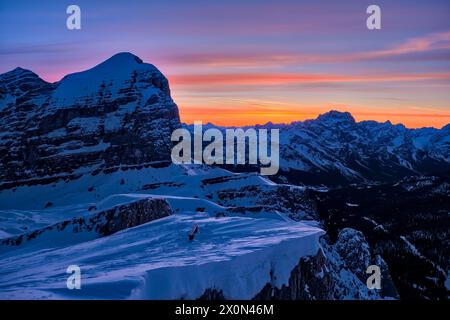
[0,55,422,300]
[61,52,153,80]
[228,110,450,185]
[316,110,356,125]
[2,67,38,77]
[53,52,166,104]
[0,67,46,87]
[0,53,180,183]
[103,52,144,65]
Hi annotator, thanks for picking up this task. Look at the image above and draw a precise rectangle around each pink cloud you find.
[169,71,450,87]
[157,30,450,68]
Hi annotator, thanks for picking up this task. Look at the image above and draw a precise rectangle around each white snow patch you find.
[346,202,359,207]
[0,211,324,300]
[400,236,424,259]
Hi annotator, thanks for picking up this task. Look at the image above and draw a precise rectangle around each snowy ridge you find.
[0,210,323,299]
[129,219,322,300]
[0,164,326,299]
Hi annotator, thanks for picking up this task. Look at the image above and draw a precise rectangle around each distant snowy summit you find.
[315,110,356,124]
[0,52,180,186]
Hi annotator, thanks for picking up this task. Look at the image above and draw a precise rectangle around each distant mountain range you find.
[276,110,449,185]
[0,53,448,300]
[187,110,450,186]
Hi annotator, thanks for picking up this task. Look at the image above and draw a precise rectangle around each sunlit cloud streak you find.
[159,30,450,68]
[170,72,450,87]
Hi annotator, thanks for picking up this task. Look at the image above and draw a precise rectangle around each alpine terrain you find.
[0,53,448,300]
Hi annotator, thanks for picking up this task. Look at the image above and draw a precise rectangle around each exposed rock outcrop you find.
[199,228,399,300]
[0,197,172,250]
[253,248,334,300]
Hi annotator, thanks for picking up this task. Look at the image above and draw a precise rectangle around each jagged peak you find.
[0,67,43,81]
[316,110,356,124]
[11,67,30,74]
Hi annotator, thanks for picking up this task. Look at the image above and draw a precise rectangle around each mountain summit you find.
[316,110,356,124]
[0,53,180,185]
[102,52,144,64]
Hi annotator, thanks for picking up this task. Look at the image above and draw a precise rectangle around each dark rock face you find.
[0,197,172,249]
[198,289,226,300]
[0,53,181,187]
[200,229,399,300]
[253,248,334,300]
[253,231,399,300]
[213,182,317,221]
[334,228,371,282]
[197,250,334,301]
[98,197,172,236]
[331,229,399,299]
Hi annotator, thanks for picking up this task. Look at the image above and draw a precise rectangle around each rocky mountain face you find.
[0,52,180,188]
[0,197,172,252]
[254,228,398,300]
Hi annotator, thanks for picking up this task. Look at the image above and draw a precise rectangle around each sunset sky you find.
[1,0,450,128]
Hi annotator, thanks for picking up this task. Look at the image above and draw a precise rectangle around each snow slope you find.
[0,196,323,299]
[0,164,324,299]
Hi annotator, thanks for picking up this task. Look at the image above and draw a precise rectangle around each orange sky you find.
[177,104,450,128]
[168,71,450,128]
